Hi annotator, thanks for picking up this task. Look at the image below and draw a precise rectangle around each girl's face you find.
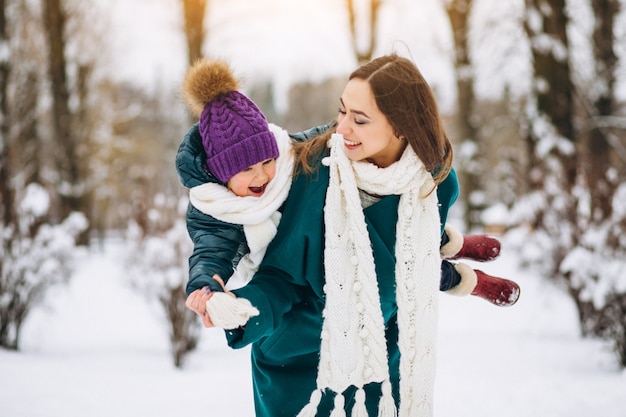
[227,158,277,197]
[336,78,406,168]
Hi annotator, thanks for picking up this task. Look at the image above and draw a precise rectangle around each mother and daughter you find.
[176,55,520,417]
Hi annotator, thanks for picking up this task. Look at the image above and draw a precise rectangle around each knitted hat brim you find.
[206,130,279,184]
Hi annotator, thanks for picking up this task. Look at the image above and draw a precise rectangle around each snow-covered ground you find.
[1,241,625,417]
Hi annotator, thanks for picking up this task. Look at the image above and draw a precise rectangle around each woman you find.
[181,53,521,416]
[213,54,455,417]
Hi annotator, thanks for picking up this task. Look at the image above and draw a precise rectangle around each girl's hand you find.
[185,275,229,328]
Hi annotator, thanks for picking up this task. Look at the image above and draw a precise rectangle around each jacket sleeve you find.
[437,168,463,292]
[185,202,245,295]
[436,167,459,236]
[176,123,243,295]
[225,266,309,348]
[288,121,336,142]
[176,123,218,189]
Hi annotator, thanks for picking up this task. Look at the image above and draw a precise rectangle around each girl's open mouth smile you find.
[249,183,268,196]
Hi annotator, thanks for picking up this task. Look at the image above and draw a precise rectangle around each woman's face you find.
[336,78,406,168]
[227,158,277,197]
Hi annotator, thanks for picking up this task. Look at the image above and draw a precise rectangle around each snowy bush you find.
[559,185,626,367]
[505,182,626,368]
[507,182,626,367]
[0,184,88,349]
[503,220,556,278]
[123,194,199,368]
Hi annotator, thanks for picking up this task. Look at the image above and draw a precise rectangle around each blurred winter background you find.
[1,0,626,416]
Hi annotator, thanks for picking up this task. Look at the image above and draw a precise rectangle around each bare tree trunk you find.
[0,0,13,228]
[446,0,475,139]
[585,0,619,222]
[181,0,208,127]
[444,0,483,230]
[13,70,41,187]
[0,0,13,346]
[160,285,200,368]
[581,0,625,364]
[345,0,381,64]
[73,63,93,244]
[42,0,81,220]
[523,0,577,242]
[182,0,207,66]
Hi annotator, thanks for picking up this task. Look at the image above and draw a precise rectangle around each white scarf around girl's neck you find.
[188,123,294,283]
[297,133,441,417]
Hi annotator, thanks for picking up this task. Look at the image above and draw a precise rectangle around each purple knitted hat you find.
[182,59,279,184]
[199,91,278,183]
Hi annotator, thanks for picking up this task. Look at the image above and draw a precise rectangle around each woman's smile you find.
[343,137,361,150]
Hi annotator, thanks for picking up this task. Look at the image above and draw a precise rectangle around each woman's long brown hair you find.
[293,54,453,185]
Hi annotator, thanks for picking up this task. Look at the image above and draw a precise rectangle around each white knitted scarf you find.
[188,123,294,282]
[297,133,441,417]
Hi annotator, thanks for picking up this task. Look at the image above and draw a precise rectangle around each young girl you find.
[178,58,295,325]
[178,58,519,330]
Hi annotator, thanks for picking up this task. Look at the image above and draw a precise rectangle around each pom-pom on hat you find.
[182,58,279,184]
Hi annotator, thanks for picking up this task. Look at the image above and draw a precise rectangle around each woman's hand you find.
[185,275,230,328]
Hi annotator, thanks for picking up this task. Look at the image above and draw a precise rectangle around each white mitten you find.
[206,292,260,329]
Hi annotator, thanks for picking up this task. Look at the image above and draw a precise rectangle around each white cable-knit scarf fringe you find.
[297,133,440,417]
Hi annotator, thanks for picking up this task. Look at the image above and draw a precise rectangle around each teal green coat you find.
[226,149,459,416]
